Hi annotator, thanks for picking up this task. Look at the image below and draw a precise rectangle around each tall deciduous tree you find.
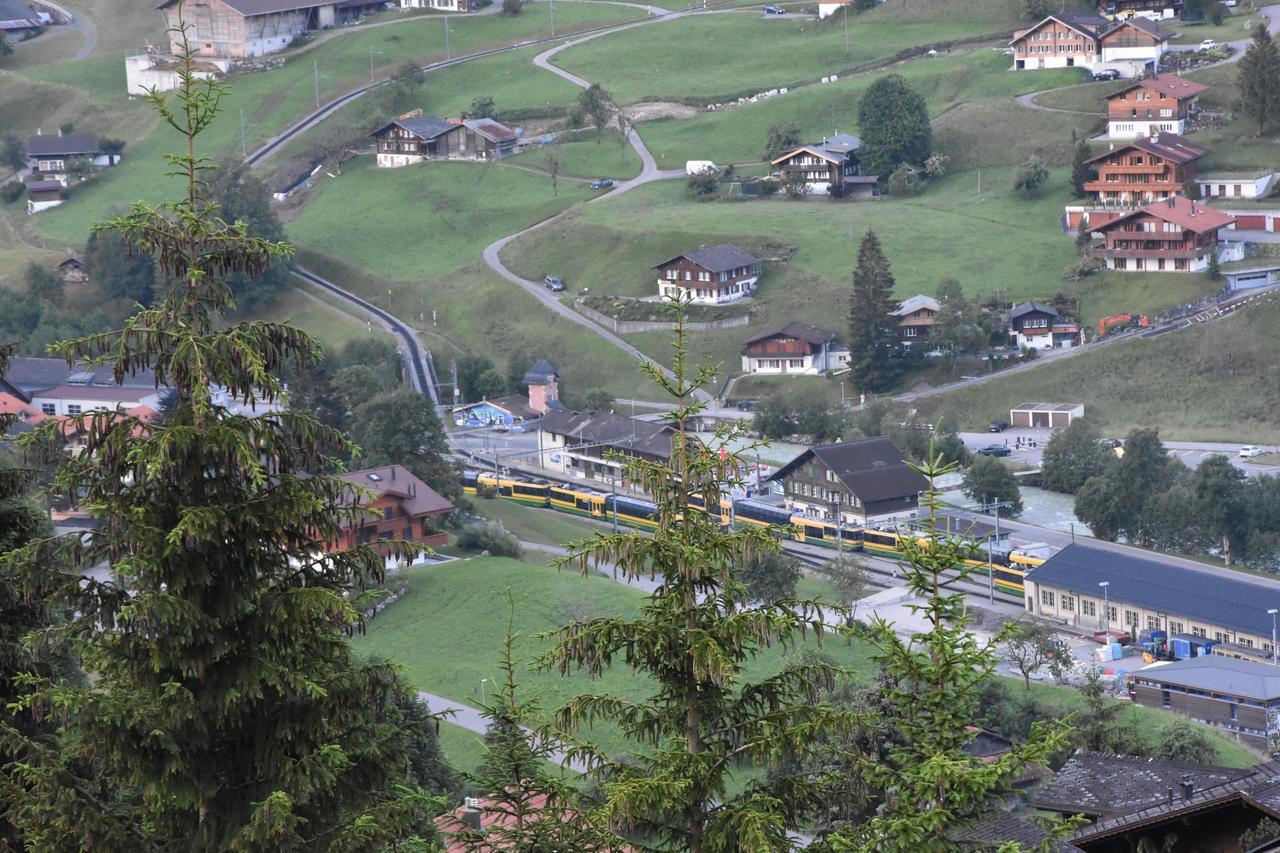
[1070,139,1094,198]
[830,449,1074,850]
[847,230,899,394]
[542,303,856,852]
[1,29,439,849]
[1002,621,1067,688]
[764,122,802,161]
[1193,454,1247,566]
[962,454,1023,517]
[578,83,614,143]
[1041,419,1114,494]
[351,387,459,501]
[856,74,931,178]
[1238,24,1280,135]
[740,550,801,604]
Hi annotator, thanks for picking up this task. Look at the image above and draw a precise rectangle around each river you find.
[1017,486,1092,537]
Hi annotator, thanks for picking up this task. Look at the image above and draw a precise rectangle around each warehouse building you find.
[1127,656,1280,750]
[1024,544,1280,654]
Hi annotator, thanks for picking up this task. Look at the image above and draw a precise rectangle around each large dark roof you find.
[654,244,760,273]
[339,465,454,517]
[1034,751,1251,820]
[1025,543,1280,639]
[157,0,374,14]
[951,811,1081,852]
[768,437,927,504]
[1010,301,1058,320]
[1131,656,1280,701]
[540,410,674,459]
[0,0,40,28]
[742,322,838,349]
[371,115,456,141]
[26,133,100,157]
[2,357,159,395]
[1086,132,1208,167]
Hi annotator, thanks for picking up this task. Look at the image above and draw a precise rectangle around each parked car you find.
[1091,69,1120,81]
[589,178,614,190]
[544,275,565,292]
[1200,39,1218,51]
[762,4,784,13]
[988,420,1008,433]
[977,445,1012,457]
[736,398,760,412]
[1104,438,1124,449]
[1240,445,1265,458]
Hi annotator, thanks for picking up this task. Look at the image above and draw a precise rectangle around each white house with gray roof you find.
[26,131,121,186]
[654,245,762,305]
[770,133,877,197]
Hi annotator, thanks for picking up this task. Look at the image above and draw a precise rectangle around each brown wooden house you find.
[767,437,927,526]
[739,322,847,375]
[1090,195,1234,272]
[330,465,453,555]
[890,295,939,345]
[654,244,761,305]
[1084,132,1207,210]
[1104,74,1206,139]
[372,114,517,167]
[769,133,877,198]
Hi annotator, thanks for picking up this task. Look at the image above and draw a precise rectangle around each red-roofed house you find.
[330,465,454,554]
[0,392,49,435]
[434,795,632,852]
[1105,74,1207,139]
[1084,132,1207,209]
[1090,196,1236,272]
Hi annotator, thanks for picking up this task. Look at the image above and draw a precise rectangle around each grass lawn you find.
[918,295,1280,442]
[250,282,392,351]
[437,721,489,779]
[1168,7,1265,44]
[294,250,660,400]
[470,495,606,547]
[636,51,1087,170]
[503,130,643,181]
[551,7,1014,105]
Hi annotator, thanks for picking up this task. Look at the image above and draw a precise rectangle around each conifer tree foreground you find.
[1,20,438,852]
[541,303,857,852]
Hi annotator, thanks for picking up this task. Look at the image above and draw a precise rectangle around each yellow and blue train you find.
[461,471,1039,595]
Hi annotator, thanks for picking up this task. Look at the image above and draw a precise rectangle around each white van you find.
[1240,445,1264,458]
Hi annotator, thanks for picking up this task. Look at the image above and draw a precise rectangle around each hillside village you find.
[6,0,1280,848]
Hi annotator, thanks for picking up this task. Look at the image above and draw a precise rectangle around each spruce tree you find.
[1,21,438,851]
[1238,24,1280,135]
[1070,138,1092,199]
[830,447,1076,851]
[847,230,899,394]
[541,303,856,852]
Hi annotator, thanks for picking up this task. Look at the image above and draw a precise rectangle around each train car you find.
[731,498,795,534]
[606,494,660,530]
[507,478,551,507]
[461,470,480,495]
[549,487,607,519]
[860,528,903,556]
[792,516,863,550]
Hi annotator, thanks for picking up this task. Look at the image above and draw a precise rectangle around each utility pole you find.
[551,0,555,37]
[240,109,247,159]
[444,16,451,60]
[313,60,320,109]
[611,469,619,533]
[369,44,376,83]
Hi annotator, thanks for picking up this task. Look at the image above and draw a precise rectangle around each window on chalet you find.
[698,271,710,282]
[684,271,692,280]
[384,507,395,520]
[67,405,81,415]
[903,327,918,337]
[41,403,55,415]
[1124,609,1139,627]
[666,270,677,280]
[788,359,804,368]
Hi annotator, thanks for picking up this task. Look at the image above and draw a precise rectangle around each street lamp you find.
[480,677,489,705]
[1269,609,1278,666]
[1099,581,1110,642]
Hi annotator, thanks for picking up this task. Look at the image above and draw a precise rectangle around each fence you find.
[574,301,750,334]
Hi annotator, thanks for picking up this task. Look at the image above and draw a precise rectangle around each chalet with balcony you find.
[158,0,384,58]
[26,131,120,185]
[330,465,453,555]
[769,133,877,198]
[767,437,927,527]
[1090,195,1235,272]
[740,322,847,375]
[1083,132,1207,209]
[654,245,761,305]
[1010,12,1170,75]
[1104,74,1206,139]
[891,294,939,345]
[1009,301,1079,351]
[371,114,517,167]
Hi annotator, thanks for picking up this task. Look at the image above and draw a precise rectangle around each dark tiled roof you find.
[24,179,63,193]
[1112,74,1207,101]
[1025,543,1280,639]
[1010,301,1058,320]
[339,465,454,517]
[1086,132,1208,167]
[522,359,558,385]
[371,115,456,141]
[26,133,100,157]
[0,0,39,28]
[1106,16,1174,41]
[540,410,674,460]
[768,437,927,504]
[951,811,1082,852]
[1131,656,1280,702]
[654,244,760,274]
[742,321,838,349]
[1034,750,1251,820]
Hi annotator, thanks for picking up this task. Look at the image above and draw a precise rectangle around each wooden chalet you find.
[767,437,927,526]
[1083,132,1207,210]
[739,322,847,375]
[1104,74,1206,139]
[371,113,517,167]
[330,465,454,554]
[890,294,939,344]
[769,133,877,197]
[1090,195,1235,272]
[1008,301,1079,350]
[654,244,761,305]
[1010,12,1170,74]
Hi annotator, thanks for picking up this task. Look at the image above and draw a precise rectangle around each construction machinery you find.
[1098,313,1149,338]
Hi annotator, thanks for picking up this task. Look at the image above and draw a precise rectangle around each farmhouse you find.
[330,465,453,554]
[157,0,384,58]
[654,245,761,305]
[1008,301,1079,350]
[891,294,939,344]
[1090,195,1235,272]
[1103,74,1206,139]
[1083,132,1207,210]
[56,256,89,282]
[537,409,674,486]
[767,437,928,527]
[1009,403,1084,428]
[370,114,517,167]
[770,133,877,197]
[1024,543,1280,655]
[739,322,847,375]
[24,179,64,215]
[1126,657,1280,751]
[26,131,121,185]
[1196,172,1276,200]
[1010,12,1170,75]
